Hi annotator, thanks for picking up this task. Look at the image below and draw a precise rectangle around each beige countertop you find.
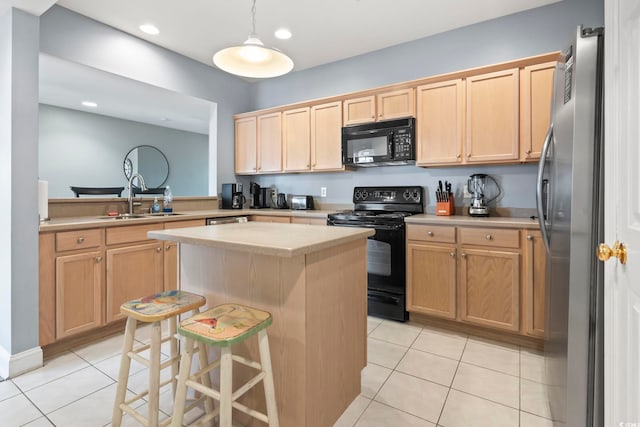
[405,214,541,229]
[39,208,335,232]
[148,222,375,257]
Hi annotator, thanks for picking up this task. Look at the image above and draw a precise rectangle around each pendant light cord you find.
[250,0,257,36]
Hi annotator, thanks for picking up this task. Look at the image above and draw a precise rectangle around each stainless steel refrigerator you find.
[536,26,604,427]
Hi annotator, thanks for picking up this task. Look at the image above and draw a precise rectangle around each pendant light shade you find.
[213,0,294,78]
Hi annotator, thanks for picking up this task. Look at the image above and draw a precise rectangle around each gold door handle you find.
[597,241,627,264]
[157,247,162,253]
[166,245,171,251]
[77,237,85,243]
[95,256,102,263]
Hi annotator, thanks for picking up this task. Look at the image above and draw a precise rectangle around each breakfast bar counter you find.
[148,222,374,427]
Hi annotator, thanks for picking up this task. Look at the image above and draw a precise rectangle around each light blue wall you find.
[39,5,253,194]
[39,104,208,198]
[0,7,40,372]
[244,0,604,212]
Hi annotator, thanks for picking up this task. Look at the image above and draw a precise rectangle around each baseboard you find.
[0,345,43,379]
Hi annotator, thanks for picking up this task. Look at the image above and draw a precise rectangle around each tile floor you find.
[0,317,553,427]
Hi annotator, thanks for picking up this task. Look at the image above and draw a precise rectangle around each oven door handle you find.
[368,293,401,304]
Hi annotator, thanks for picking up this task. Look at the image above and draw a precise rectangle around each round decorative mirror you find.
[123,145,170,188]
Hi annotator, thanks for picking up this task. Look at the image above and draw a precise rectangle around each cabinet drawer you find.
[106,223,164,246]
[56,229,103,252]
[406,224,456,243]
[459,227,520,248]
[165,219,205,229]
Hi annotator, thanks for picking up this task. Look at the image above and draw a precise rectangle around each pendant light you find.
[213,0,294,78]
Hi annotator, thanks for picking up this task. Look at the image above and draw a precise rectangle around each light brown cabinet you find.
[343,89,415,125]
[416,79,465,166]
[520,62,555,161]
[311,101,344,171]
[406,223,544,337]
[234,112,283,174]
[523,230,546,337]
[465,68,520,163]
[283,107,311,172]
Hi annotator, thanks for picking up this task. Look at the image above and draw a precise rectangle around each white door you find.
[604,0,640,425]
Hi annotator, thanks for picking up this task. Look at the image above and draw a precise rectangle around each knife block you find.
[436,198,454,216]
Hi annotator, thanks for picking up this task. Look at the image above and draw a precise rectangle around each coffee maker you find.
[221,183,245,209]
[467,174,501,217]
[249,182,271,209]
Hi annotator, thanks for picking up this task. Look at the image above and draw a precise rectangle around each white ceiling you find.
[6,0,562,133]
[43,0,560,73]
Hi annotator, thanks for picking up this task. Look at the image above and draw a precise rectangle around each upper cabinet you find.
[234,53,558,175]
[416,79,465,166]
[465,68,520,163]
[520,62,556,162]
[343,88,415,126]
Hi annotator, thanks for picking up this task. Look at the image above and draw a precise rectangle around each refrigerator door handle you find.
[536,124,553,253]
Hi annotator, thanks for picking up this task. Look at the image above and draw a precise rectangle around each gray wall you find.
[39,5,253,194]
[0,8,40,370]
[244,0,603,212]
[39,104,209,198]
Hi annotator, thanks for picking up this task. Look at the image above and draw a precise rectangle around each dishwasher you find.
[205,216,248,225]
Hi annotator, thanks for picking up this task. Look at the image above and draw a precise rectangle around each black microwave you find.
[342,117,415,167]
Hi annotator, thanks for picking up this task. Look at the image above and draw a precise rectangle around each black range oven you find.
[327,186,423,322]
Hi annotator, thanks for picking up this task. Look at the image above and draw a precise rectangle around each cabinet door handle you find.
[527,235,533,241]
[456,154,461,159]
[95,256,102,263]
[525,149,532,155]
[156,247,162,253]
[485,234,493,240]
[427,231,434,236]
[450,252,456,257]
[77,237,85,243]
[467,153,471,158]
[461,253,467,258]
[166,245,171,251]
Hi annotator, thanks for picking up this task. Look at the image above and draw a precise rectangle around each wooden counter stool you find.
[112,290,208,427]
[171,303,279,427]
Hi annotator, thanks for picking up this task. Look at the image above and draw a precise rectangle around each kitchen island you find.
[148,222,374,427]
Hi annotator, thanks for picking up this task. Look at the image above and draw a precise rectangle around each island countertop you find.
[148,222,375,257]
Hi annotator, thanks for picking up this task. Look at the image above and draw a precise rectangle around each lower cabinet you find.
[406,243,457,319]
[290,217,327,225]
[55,250,104,339]
[459,248,520,332]
[406,223,544,337]
[105,242,164,323]
[249,215,291,223]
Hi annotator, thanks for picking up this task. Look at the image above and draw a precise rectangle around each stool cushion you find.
[120,290,206,322]
[179,304,272,347]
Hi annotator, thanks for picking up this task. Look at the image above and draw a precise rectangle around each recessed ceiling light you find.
[139,24,160,35]
[81,101,98,108]
[274,28,292,40]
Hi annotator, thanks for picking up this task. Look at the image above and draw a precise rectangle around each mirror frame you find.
[123,145,170,188]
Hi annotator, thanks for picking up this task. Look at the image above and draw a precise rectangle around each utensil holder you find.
[436,197,454,216]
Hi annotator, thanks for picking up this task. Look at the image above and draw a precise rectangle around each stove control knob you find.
[362,191,368,200]
[411,190,420,202]
[354,190,362,200]
[403,190,411,200]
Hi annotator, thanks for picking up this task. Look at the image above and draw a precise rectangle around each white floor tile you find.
[93,351,148,381]
[467,336,520,352]
[22,417,54,426]
[439,389,519,427]
[461,340,520,376]
[396,349,459,387]
[411,328,467,361]
[25,366,114,414]
[521,379,553,419]
[73,333,127,364]
[333,395,371,427]
[126,363,173,395]
[451,362,519,409]
[368,320,422,347]
[361,363,392,399]
[355,401,436,427]
[48,383,137,427]
[521,348,546,383]
[366,338,408,369]
[0,393,44,427]
[374,371,448,423]
[0,379,21,401]
[520,411,555,427]
[11,352,90,392]
[367,316,383,334]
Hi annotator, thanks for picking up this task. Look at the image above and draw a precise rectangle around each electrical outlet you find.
[320,187,327,197]
[463,184,472,199]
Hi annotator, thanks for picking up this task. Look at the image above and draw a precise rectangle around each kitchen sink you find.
[145,212,184,216]
[99,214,149,220]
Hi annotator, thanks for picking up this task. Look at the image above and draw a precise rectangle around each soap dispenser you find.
[152,197,161,213]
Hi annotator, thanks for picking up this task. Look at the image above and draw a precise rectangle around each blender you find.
[467,174,501,217]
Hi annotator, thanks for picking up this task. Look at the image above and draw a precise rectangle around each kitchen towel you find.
[38,180,49,221]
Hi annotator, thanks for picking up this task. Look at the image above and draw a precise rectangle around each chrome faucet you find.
[128,173,147,215]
